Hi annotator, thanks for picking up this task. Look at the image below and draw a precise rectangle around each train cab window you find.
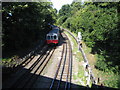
[54,35,57,40]
[51,36,53,40]
[47,36,50,40]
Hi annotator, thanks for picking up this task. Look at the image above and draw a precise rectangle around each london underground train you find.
[46,26,60,45]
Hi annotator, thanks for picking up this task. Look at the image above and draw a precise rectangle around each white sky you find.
[51,0,73,11]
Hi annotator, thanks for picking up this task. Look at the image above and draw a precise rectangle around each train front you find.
[46,33,58,45]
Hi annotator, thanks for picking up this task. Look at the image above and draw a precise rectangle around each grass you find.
[64,31,97,87]
[82,44,120,88]
[2,55,19,67]
[93,68,120,88]
[82,41,120,88]
[79,36,120,89]
[2,58,12,62]
[2,58,12,66]
[62,28,120,89]
[73,74,78,80]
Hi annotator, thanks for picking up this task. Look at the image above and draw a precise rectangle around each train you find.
[46,25,60,45]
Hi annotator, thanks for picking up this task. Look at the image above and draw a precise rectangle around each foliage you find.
[58,4,71,17]
[57,2,120,88]
[2,2,57,57]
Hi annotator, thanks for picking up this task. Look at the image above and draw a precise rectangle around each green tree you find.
[2,2,57,57]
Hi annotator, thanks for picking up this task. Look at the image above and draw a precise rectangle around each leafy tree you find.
[57,1,120,74]
[58,4,71,17]
[57,2,120,88]
[2,2,57,57]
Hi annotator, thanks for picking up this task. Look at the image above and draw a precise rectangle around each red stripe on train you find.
[47,40,58,44]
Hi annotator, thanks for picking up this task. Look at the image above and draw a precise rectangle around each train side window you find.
[47,36,50,40]
[54,35,57,40]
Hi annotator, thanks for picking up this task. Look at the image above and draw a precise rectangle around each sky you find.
[51,0,73,11]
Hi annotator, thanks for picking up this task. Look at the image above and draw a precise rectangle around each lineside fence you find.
[62,28,96,86]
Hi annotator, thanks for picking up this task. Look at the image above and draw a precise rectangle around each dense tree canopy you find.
[2,2,57,57]
[57,2,120,88]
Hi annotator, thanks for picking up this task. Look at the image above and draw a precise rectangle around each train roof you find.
[48,28,59,34]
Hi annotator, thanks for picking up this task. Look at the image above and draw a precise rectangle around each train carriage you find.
[46,26,60,45]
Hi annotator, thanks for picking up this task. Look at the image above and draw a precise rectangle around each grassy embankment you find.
[82,39,120,88]
[70,32,119,89]
[64,30,120,89]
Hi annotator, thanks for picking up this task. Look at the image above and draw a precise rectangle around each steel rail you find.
[15,43,46,69]
[64,34,71,90]
[17,47,54,88]
[10,46,51,88]
[24,47,56,88]
[63,28,96,85]
[3,45,49,88]
[68,35,72,89]
[57,37,67,90]
[14,45,48,73]
[18,47,54,88]
[49,44,65,89]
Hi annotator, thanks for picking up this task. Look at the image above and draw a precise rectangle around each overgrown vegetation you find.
[2,2,57,58]
[57,2,120,88]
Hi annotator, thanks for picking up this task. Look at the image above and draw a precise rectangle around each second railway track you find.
[3,45,56,88]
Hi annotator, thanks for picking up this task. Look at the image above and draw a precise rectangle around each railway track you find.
[13,44,47,72]
[63,28,96,85]
[3,45,56,88]
[49,33,72,89]
[3,32,73,89]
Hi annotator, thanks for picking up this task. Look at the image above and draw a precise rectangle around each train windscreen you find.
[47,36,50,40]
[51,36,53,40]
[54,35,57,40]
